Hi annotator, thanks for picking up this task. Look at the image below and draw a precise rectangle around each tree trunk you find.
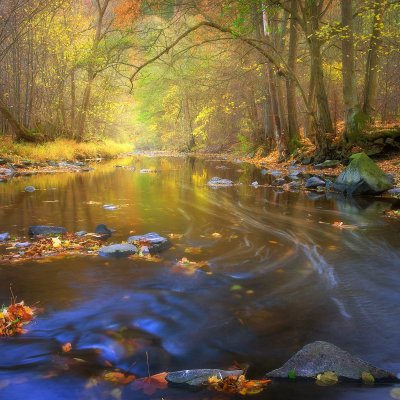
[341,0,366,144]
[286,0,300,151]
[363,0,384,119]
[305,0,333,155]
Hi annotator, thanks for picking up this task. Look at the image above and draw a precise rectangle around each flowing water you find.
[0,155,399,400]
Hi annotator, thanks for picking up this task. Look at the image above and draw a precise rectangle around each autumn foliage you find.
[0,302,35,336]
[114,0,141,28]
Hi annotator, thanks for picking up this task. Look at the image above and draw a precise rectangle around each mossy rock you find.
[333,153,393,195]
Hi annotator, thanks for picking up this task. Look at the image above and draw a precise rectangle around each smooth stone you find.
[24,186,36,192]
[95,224,113,236]
[251,181,259,187]
[272,178,286,186]
[207,177,234,187]
[166,369,243,386]
[305,176,326,188]
[270,170,282,176]
[28,226,67,236]
[127,232,169,253]
[15,242,31,247]
[314,160,340,169]
[0,168,14,176]
[265,341,398,381]
[103,204,118,210]
[0,232,10,241]
[288,170,303,179]
[261,169,268,175]
[333,152,393,195]
[288,181,301,190]
[98,244,137,258]
[75,231,87,237]
[388,188,400,196]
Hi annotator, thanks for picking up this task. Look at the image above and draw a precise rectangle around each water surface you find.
[0,155,399,399]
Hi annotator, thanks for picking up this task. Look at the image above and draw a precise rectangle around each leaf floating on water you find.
[207,374,271,395]
[167,233,183,239]
[131,372,168,395]
[332,221,358,230]
[102,371,136,385]
[230,285,243,291]
[361,371,375,385]
[62,342,72,353]
[316,371,338,386]
[211,232,222,238]
[184,247,202,255]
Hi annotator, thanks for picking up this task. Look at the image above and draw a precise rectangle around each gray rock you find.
[98,243,137,258]
[95,224,113,236]
[333,153,393,195]
[24,186,36,192]
[288,170,303,180]
[270,170,282,177]
[265,341,397,381]
[103,204,118,211]
[75,231,87,237]
[166,369,243,386]
[305,176,326,188]
[0,168,14,176]
[251,181,259,187]
[15,242,30,248]
[207,177,234,187]
[314,160,341,169]
[261,169,268,176]
[388,188,400,196]
[28,226,67,236]
[288,181,301,190]
[127,232,169,253]
[272,178,286,186]
[0,232,10,241]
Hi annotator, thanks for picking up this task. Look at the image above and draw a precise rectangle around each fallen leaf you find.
[211,232,222,238]
[62,342,72,353]
[316,371,338,386]
[102,371,136,385]
[208,374,271,395]
[131,372,168,395]
[361,371,375,385]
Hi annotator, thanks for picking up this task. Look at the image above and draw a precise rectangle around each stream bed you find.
[0,155,399,399]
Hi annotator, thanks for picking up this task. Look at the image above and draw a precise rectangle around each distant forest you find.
[0,0,399,159]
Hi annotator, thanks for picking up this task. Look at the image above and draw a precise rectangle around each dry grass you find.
[0,138,133,162]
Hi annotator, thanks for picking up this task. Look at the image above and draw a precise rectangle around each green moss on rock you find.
[333,152,393,195]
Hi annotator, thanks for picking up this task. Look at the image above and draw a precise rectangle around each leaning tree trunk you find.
[363,0,385,119]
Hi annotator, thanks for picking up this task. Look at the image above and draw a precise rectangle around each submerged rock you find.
[333,153,393,195]
[95,224,113,236]
[265,341,397,381]
[0,232,10,241]
[24,186,36,192]
[305,176,326,188]
[98,244,137,258]
[166,369,243,386]
[207,177,234,187]
[127,232,169,253]
[314,160,341,169]
[28,226,67,236]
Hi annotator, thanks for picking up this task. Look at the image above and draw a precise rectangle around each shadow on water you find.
[0,156,399,399]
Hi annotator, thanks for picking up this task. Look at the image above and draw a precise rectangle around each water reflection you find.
[0,156,399,399]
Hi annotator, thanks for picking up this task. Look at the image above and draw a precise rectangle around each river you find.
[0,155,399,399]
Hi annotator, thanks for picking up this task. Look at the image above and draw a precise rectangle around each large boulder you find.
[166,369,243,386]
[28,226,67,236]
[98,244,137,258]
[127,232,169,253]
[265,341,397,381]
[333,153,393,195]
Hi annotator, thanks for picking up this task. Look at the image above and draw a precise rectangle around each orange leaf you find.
[131,372,168,395]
